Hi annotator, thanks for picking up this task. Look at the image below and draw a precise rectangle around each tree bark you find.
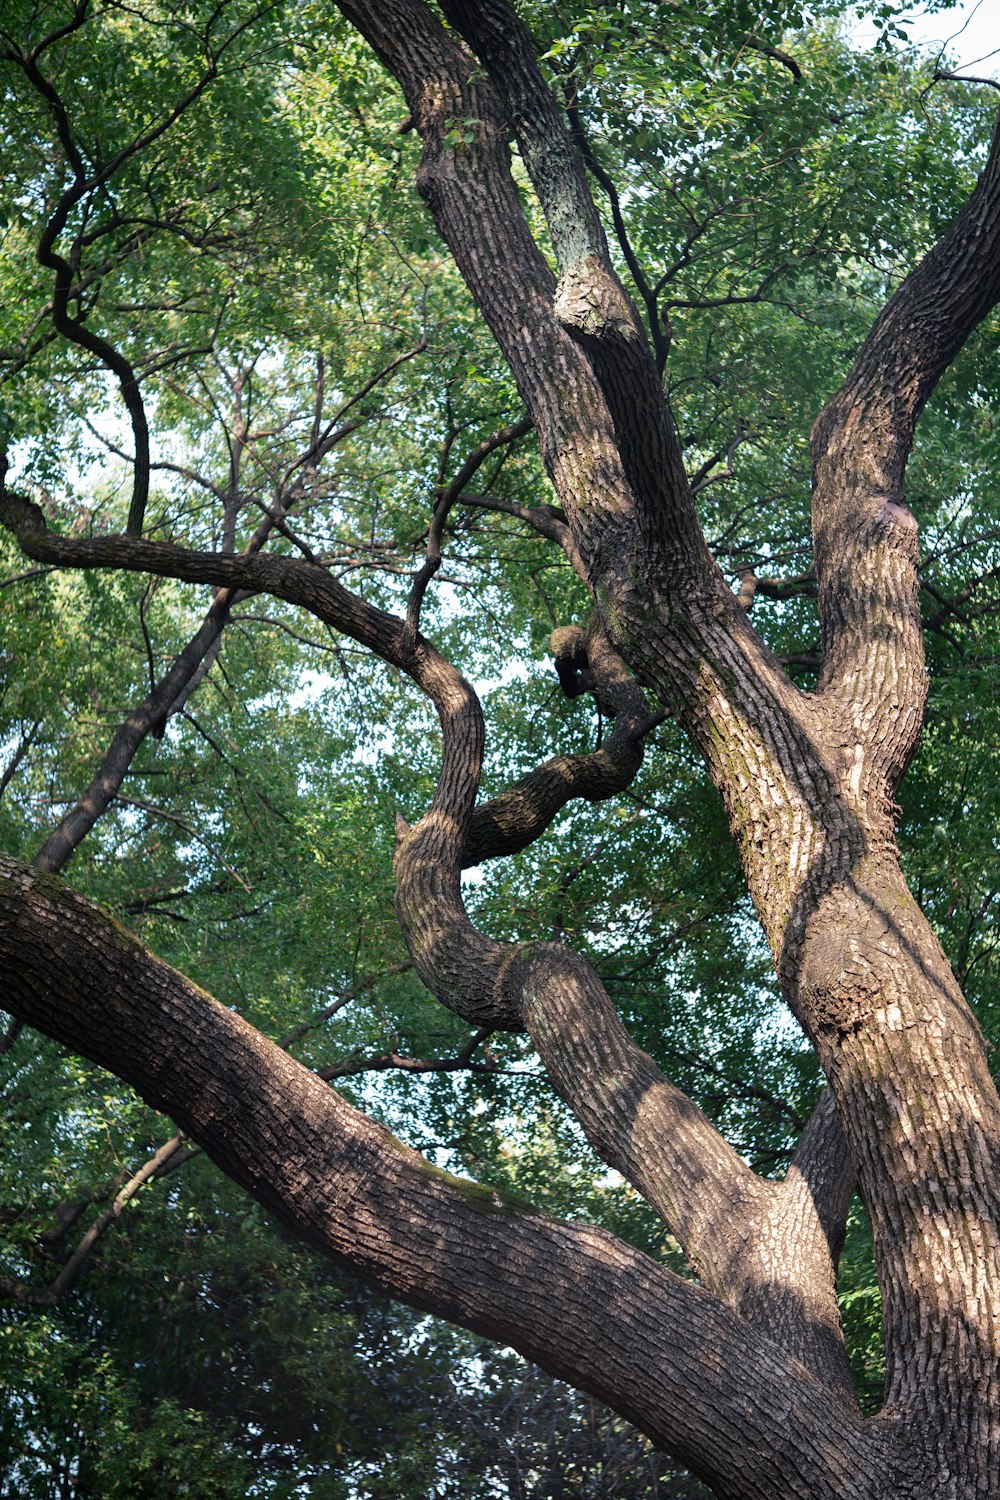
[0,855,899,1500]
[325,7,1000,1483]
[3,2,1000,1494]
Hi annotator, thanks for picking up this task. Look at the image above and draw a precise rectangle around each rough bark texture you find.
[0,857,905,1500]
[3,4,1000,1496]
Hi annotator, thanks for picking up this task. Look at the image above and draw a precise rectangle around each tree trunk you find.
[3,2,1000,1495]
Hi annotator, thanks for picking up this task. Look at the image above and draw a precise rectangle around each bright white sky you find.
[852,0,1000,79]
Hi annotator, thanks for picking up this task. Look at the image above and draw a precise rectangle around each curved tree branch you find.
[810,110,1000,778]
[0,855,898,1500]
[0,498,853,1389]
[465,620,663,864]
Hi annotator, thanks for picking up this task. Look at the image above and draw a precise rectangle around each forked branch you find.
[0,855,894,1500]
[0,498,852,1389]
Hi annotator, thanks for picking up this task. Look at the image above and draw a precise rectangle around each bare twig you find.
[405,415,532,642]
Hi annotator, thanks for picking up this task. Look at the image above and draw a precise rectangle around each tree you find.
[1,1,1000,1495]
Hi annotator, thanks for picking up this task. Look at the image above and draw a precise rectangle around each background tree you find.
[1,1,1000,1496]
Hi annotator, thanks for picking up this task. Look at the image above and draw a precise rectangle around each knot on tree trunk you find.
[551,624,595,700]
[553,256,641,346]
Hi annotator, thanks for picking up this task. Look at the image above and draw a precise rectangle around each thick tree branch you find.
[520,940,854,1396]
[810,110,1000,778]
[0,855,898,1499]
[787,1088,855,1268]
[0,498,852,1388]
[335,0,670,596]
[561,92,671,372]
[332,5,830,921]
[0,960,437,1311]
[438,0,697,561]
